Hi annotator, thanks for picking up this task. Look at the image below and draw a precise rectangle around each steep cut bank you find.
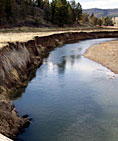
[84,40,118,74]
[0,31,118,139]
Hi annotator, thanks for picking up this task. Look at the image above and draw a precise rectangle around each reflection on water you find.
[46,54,81,74]
[14,38,118,141]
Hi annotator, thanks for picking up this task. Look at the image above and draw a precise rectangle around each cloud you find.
[78,0,118,9]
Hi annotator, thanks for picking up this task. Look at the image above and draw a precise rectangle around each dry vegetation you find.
[0,31,64,48]
[0,27,118,48]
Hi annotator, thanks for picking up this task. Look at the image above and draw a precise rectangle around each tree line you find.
[0,0,114,27]
[81,13,114,26]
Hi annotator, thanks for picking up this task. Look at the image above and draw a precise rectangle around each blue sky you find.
[78,0,118,9]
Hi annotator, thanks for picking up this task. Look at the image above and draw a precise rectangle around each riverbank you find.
[0,27,118,48]
[84,40,118,74]
[0,31,118,139]
[0,133,13,141]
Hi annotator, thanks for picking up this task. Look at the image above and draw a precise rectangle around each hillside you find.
[0,1,51,28]
[83,8,118,18]
[0,0,82,28]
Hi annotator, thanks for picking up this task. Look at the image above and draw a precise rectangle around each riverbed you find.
[14,38,118,141]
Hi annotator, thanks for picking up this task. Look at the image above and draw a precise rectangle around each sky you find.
[78,0,118,9]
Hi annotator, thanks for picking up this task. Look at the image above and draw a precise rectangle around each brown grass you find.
[0,26,118,48]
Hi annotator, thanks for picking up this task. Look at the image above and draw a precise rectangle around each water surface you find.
[14,38,118,141]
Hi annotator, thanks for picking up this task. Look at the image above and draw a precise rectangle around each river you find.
[14,38,118,141]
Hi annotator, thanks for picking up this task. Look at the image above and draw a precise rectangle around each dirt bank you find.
[84,40,118,74]
[0,27,118,48]
[1,31,118,139]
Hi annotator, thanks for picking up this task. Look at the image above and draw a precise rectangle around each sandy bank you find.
[84,40,118,74]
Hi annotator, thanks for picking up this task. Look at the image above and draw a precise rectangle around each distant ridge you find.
[83,8,118,18]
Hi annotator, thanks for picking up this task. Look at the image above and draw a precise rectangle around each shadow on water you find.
[14,38,118,141]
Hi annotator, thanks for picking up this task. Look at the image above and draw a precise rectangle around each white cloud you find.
[78,0,118,9]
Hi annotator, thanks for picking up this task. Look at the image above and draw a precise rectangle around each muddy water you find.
[14,38,118,141]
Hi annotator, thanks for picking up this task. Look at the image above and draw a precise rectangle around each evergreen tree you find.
[70,0,76,22]
[0,0,84,27]
[0,0,5,24]
[11,0,17,22]
[104,16,113,26]
[75,2,82,22]
[97,18,102,26]
[52,0,68,26]
[90,13,97,25]
[67,2,73,24]
[44,0,51,22]
[81,13,89,24]
[51,0,57,23]
[21,0,27,18]
[102,17,105,25]
[5,0,12,20]
[70,0,82,23]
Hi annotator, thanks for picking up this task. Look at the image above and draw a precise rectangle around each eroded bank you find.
[0,31,118,139]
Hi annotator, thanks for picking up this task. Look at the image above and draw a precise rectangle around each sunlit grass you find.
[0,26,118,48]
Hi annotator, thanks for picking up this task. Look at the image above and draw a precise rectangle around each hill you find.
[0,1,51,28]
[0,0,82,28]
[83,8,118,18]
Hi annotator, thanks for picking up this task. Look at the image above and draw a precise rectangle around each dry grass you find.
[0,26,118,48]
[0,31,66,48]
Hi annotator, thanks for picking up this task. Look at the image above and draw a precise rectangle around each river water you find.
[14,38,118,141]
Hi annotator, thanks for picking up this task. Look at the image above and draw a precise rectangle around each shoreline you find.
[84,40,118,74]
[0,31,118,139]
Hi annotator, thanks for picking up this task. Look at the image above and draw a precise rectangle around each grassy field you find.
[0,26,102,33]
[0,26,118,48]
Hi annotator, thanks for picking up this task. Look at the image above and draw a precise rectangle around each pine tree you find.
[104,16,113,26]
[44,0,51,22]
[53,0,68,26]
[70,0,82,23]
[51,0,57,23]
[0,0,5,23]
[0,0,6,26]
[11,0,17,22]
[21,0,27,18]
[5,0,12,20]
[75,2,82,22]
[81,13,89,24]
[67,2,73,24]
[97,18,102,26]
[102,17,105,25]
[90,13,97,25]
